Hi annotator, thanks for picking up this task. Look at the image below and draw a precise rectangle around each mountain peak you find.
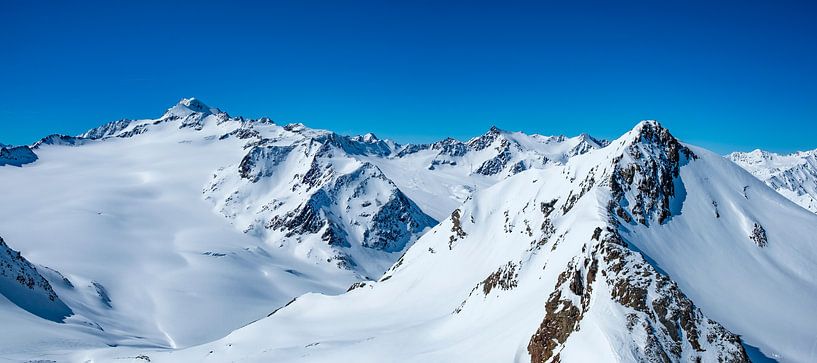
[164,97,220,118]
[620,120,678,148]
[182,97,215,111]
[361,132,379,142]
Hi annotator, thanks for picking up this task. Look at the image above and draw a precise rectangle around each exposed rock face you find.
[481,262,518,295]
[207,133,436,277]
[0,145,38,166]
[80,119,133,139]
[529,122,747,363]
[749,223,768,247]
[58,119,783,363]
[475,139,514,175]
[529,221,747,363]
[363,191,434,252]
[238,145,296,182]
[468,126,503,151]
[396,126,605,178]
[432,137,468,157]
[33,134,87,148]
[598,231,747,363]
[0,236,72,322]
[448,208,466,249]
[609,121,697,225]
[36,98,603,282]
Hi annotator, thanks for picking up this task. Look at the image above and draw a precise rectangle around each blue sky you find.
[1,0,815,153]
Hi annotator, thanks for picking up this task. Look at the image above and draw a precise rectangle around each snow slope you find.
[370,127,606,219]
[0,236,72,323]
[728,149,817,213]
[0,119,355,355]
[82,121,817,363]
[0,98,604,361]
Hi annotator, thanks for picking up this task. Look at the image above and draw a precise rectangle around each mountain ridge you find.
[93,120,816,362]
[728,148,817,213]
[1,100,813,362]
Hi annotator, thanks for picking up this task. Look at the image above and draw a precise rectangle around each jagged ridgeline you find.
[0,98,612,359]
[5,99,816,363]
[729,148,817,214]
[131,120,817,363]
[0,236,72,322]
[29,98,608,280]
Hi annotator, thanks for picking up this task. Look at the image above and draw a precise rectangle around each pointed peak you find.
[621,120,678,147]
[348,132,382,144]
[164,97,221,118]
[747,148,772,157]
[488,125,502,134]
[633,119,662,130]
[179,97,211,112]
[626,120,666,139]
[578,132,598,140]
[576,132,603,146]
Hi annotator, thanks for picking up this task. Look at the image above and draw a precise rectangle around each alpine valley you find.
[1,99,815,363]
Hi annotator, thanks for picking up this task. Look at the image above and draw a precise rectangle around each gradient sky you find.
[1,0,815,154]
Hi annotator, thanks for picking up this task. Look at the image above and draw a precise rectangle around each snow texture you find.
[1,99,812,363]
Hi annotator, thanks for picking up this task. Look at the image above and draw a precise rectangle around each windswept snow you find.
[75,121,816,363]
[0,98,607,361]
[1,99,814,362]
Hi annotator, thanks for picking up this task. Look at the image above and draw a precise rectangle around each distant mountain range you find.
[729,149,817,213]
[1,98,814,362]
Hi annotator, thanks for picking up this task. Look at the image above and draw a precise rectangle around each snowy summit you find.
[0,99,814,363]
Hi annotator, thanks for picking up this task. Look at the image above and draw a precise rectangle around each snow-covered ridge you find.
[728,148,817,213]
[0,145,37,166]
[27,97,608,220]
[106,120,817,362]
[0,98,607,359]
[4,100,814,362]
[0,236,72,322]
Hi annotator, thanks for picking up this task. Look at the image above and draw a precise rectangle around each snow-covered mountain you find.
[728,149,817,213]
[370,126,607,219]
[0,236,72,323]
[0,98,609,360]
[0,144,37,166]
[205,129,437,278]
[78,121,817,363]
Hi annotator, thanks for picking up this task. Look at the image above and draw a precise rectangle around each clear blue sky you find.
[1,0,815,153]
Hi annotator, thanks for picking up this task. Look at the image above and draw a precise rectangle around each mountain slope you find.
[728,149,817,213]
[0,98,603,359]
[206,133,436,278]
[0,145,38,166]
[371,126,606,219]
[85,121,817,363]
[0,236,72,322]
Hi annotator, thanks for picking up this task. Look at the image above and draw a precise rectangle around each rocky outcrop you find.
[609,121,697,225]
[80,119,133,139]
[0,236,72,322]
[475,139,514,175]
[207,135,436,277]
[0,145,38,166]
[468,126,503,151]
[33,134,87,148]
[749,223,768,247]
[529,226,748,363]
[363,191,436,252]
[238,145,296,182]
